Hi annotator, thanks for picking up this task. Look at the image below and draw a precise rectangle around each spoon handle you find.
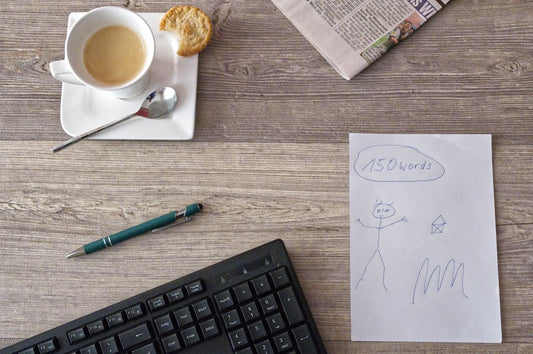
[51,113,136,153]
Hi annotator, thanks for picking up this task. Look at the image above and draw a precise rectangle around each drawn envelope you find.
[431,215,446,234]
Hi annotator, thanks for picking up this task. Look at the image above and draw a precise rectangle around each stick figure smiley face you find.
[373,202,396,219]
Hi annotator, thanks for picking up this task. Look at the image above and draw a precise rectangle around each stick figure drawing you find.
[354,201,408,291]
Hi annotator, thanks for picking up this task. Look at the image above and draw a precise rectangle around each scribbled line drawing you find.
[355,201,408,291]
[431,215,447,234]
[353,144,445,182]
[412,257,469,304]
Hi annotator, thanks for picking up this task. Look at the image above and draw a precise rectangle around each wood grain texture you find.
[1,0,532,352]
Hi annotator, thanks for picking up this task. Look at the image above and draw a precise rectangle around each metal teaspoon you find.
[51,87,178,153]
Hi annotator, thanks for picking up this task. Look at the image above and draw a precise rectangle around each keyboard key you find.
[87,319,105,335]
[273,332,293,352]
[166,287,185,304]
[180,326,201,347]
[67,327,86,344]
[247,320,267,342]
[125,304,144,320]
[105,311,124,328]
[235,348,254,354]
[99,336,119,354]
[233,282,254,304]
[278,286,304,326]
[132,342,157,354]
[79,344,98,354]
[228,328,248,350]
[240,301,260,323]
[154,314,175,335]
[185,279,204,296]
[254,339,275,354]
[192,298,212,320]
[147,295,166,312]
[251,275,271,296]
[266,313,286,334]
[37,338,57,354]
[118,323,152,350]
[269,267,290,289]
[214,289,234,311]
[161,333,181,353]
[293,324,318,354]
[200,318,219,339]
[18,348,36,354]
[258,294,278,315]
[174,306,194,328]
[222,309,242,330]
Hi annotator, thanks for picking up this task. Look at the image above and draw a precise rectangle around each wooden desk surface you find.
[1,1,532,352]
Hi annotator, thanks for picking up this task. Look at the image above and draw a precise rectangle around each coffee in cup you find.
[83,25,146,86]
[50,7,155,99]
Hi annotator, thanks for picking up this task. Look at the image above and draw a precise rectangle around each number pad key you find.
[268,267,290,289]
[273,332,293,352]
[255,339,275,354]
[266,313,286,334]
[214,289,234,311]
[232,282,253,304]
[222,309,241,330]
[258,294,278,315]
[251,275,271,296]
[293,324,319,354]
[240,301,260,323]
[228,328,248,350]
[278,286,305,326]
[247,320,268,342]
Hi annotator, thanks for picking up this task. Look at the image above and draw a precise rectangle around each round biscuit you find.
[159,5,213,56]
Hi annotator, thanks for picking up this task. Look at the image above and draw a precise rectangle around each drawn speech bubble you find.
[354,145,445,182]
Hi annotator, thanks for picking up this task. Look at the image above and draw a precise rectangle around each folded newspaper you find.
[271,0,452,80]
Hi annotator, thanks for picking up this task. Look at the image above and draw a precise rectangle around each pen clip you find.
[152,216,193,233]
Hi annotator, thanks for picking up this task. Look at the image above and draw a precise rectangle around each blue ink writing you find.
[354,145,445,182]
[355,200,408,291]
[412,257,469,304]
[431,215,447,234]
[361,158,432,173]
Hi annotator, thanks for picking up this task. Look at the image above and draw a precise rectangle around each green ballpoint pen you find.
[66,203,203,258]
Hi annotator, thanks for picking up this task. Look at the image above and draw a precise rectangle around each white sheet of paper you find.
[349,133,502,343]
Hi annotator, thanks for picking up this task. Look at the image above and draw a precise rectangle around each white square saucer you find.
[59,13,197,140]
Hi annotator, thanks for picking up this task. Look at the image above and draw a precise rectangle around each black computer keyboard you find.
[1,239,326,354]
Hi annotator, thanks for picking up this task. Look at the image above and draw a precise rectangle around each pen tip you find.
[198,203,203,210]
[66,248,85,259]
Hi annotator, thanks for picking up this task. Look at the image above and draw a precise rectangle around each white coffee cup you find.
[50,7,155,99]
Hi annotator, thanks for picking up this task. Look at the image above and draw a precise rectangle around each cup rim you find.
[65,6,155,92]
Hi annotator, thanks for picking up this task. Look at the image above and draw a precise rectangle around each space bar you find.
[118,323,153,350]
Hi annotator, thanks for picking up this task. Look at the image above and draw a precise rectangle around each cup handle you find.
[49,60,84,85]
